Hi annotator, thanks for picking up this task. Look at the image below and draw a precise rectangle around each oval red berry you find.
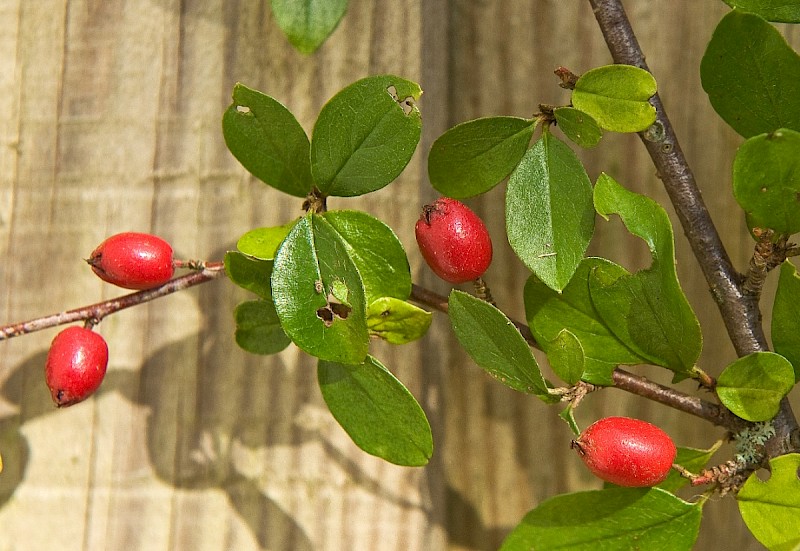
[572,416,676,487]
[414,198,493,284]
[45,326,109,407]
[88,232,175,290]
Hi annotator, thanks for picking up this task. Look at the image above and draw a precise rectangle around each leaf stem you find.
[0,263,226,340]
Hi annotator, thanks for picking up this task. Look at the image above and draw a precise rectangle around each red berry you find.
[88,232,175,290]
[414,198,493,284]
[45,327,109,407]
[571,416,676,487]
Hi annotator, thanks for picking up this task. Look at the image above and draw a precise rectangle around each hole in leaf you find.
[316,306,334,327]
[386,85,415,116]
[754,467,771,482]
[330,302,351,320]
[236,105,251,114]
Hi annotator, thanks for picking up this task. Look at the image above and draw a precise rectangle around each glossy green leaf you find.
[716,352,794,422]
[270,0,348,54]
[311,75,422,197]
[322,210,411,302]
[701,11,800,137]
[733,129,800,235]
[571,65,657,133]
[500,487,702,551]
[428,116,536,198]
[738,454,800,551]
[236,220,298,261]
[723,0,800,22]
[223,83,313,197]
[545,330,585,385]
[366,297,431,345]
[591,174,702,376]
[272,213,368,364]
[553,107,603,148]
[524,257,648,386]
[772,261,800,381]
[224,251,274,300]
[449,290,556,401]
[234,300,291,355]
[318,355,433,466]
[658,441,722,494]
[506,132,595,291]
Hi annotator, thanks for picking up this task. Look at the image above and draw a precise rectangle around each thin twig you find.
[0,263,226,340]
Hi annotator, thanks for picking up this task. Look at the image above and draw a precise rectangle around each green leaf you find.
[223,83,313,197]
[738,454,800,551]
[524,257,648,387]
[506,132,595,291]
[270,0,348,54]
[322,210,411,303]
[448,290,556,401]
[428,116,536,198]
[701,11,800,137]
[545,330,585,385]
[722,0,800,22]
[366,297,431,345]
[553,107,603,148]
[224,251,274,300]
[591,174,702,376]
[500,487,702,551]
[716,352,794,421]
[318,355,433,466]
[236,219,298,261]
[310,75,422,197]
[773,261,800,381]
[234,300,291,355]
[733,129,800,235]
[272,213,369,364]
[658,441,723,494]
[571,65,657,133]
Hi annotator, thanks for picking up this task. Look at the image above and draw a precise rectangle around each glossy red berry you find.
[571,416,676,487]
[88,232,175,290]
[414,198,493,284]
[45,326,109,407]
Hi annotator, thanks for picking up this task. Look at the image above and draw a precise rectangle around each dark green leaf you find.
[428,116,536,198]
[311,75,422,197]
[322,210,411,302]
[449,290,556,401]
[733,129,800,235]
[237,220,298,261]
[500,487,702,551]
[545,330,585,385]
[524,257,647,386]
[772,261,800,381]
[270,0,348,54]
[223,83,313,197]
[234,300,291,355]
[366,297,431,344]
[318,355,433,466]
[553,107,603,148]
[272,213,368,364]
[723,0,800,22]
[224,251,274,300]
[658,441,722,494]
[591,174,702,376]
[716,352,794,421]
[571,65,657,133]
[506,132,595,291]
[701,11,800,137]
[738,453,800,550]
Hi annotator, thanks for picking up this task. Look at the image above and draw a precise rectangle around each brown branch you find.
[0,263,226,340]
[410,283,742,429]
[588,0,798,454]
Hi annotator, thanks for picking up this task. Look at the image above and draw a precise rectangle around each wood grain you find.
[0,1,797,549]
